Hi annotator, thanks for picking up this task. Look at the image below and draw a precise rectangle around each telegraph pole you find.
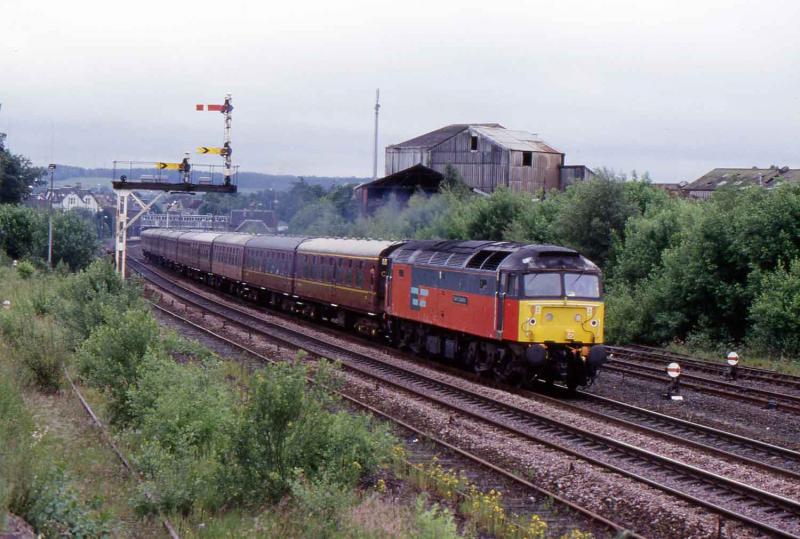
[372,89,380,180]
[47,163,56,269]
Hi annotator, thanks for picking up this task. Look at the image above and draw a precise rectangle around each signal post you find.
[112,95,238,277]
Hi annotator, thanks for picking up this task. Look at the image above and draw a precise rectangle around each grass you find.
[17,365,162,536]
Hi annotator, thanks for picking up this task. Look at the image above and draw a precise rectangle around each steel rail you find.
[144,284,638,539]
[534,388,800,480]
[604,355,800,415]
[63,367,180,539]
[610,344,800,391]
[131,258,800,539]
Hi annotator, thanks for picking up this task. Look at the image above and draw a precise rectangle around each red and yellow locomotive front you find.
[385,241,607,388]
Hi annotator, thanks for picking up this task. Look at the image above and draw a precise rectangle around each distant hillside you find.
[50,165,367,191]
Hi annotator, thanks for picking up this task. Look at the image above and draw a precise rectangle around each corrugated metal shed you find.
[385,123,567,195]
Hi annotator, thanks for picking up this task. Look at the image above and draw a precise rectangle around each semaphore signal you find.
[196,94,234,185]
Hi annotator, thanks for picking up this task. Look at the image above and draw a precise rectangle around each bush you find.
[16,260,34,279]
[126,347,234,514]
[77,307,160,426]
[289,476,354,538]
[132,441,223,516]
[226,361,394,505]
[57,259,141,346]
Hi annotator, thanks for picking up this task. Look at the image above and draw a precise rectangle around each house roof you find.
[388,123,502,149]
[685,167,800,191]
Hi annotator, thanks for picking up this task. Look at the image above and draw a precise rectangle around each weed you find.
[16,260,34,279]
[15,316,66,393]
[413,494,460,539]
[0,362,34,511]
[20,467,113,538]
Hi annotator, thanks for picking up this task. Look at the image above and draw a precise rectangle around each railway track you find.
[130,257,800,538]
[132,262,635,539]
[605,348,800,415]
[542,389,800,480]
[615,344,800,391]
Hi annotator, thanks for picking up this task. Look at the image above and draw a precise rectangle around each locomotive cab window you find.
[523,272,561,297]
[564,273,601,299]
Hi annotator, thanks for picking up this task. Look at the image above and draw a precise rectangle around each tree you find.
[0,143,43,204]
[748,259,800,354]
[0,205,41,259]
[277,179,327,222]
[555,177,638,268]
[48,211,99,270]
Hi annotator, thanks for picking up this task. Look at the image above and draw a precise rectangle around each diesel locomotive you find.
[142,229,608,389]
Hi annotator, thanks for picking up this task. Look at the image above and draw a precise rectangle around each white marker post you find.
[665,362,683,400]
[725,351,739,381]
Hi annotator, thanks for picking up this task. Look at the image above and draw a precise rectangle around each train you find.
[141,229,608,389]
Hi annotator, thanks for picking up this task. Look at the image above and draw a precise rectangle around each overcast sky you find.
[1,0,798,182]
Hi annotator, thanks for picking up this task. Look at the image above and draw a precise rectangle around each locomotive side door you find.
[495,273,506,339]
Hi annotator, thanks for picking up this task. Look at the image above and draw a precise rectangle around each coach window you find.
[355,263,364,287]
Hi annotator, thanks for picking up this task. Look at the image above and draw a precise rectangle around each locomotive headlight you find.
[545,313,554,321]
[590,319,599,327]
[574,314,582,322]
[529,318,536,326]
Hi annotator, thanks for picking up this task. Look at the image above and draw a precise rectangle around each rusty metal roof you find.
[470,126,561,154]
[388,123,502,149]
[387,123,560,154]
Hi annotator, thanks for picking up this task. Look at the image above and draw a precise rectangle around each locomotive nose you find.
[519,301,604,344]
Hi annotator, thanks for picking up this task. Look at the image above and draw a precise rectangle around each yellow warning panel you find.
[196,146,224,155]
[156,162,182,170]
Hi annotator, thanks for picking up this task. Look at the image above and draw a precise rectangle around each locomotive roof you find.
[297,237,403,258]
[245,235,308,251]
[389,240,598,272]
